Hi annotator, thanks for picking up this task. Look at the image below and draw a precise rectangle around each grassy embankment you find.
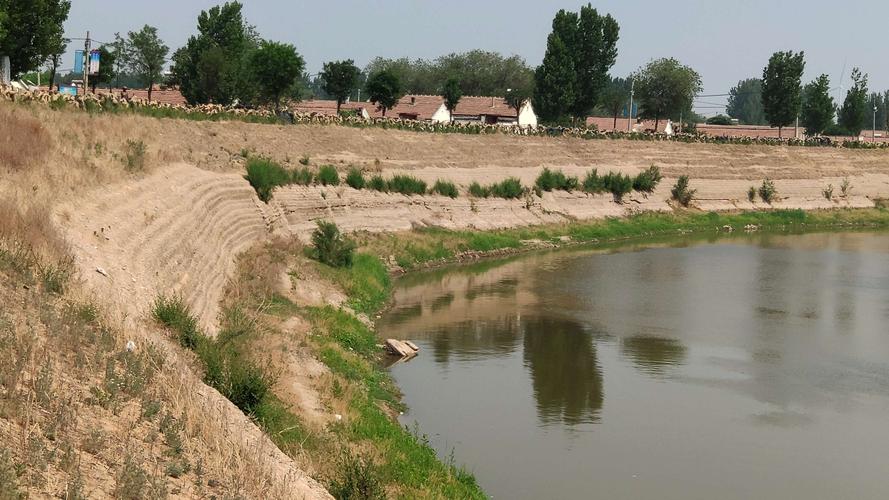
[151,239,484,499]
[357,207,889,271]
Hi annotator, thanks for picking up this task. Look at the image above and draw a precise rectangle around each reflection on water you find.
[379,231,889,500]
[521,316,602,425]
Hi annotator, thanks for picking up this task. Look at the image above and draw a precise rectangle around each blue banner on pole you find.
[73,50,84,75]
[89,50,100,74]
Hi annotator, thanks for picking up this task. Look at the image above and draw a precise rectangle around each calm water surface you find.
[378,232,889,500]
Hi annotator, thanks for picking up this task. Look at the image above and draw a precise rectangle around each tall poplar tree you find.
[800,74,834,136]
[761,51,805,137]
[838,68,868,136]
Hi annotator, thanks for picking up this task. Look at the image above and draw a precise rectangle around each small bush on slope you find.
[346,168,366,189]
[245,157,289,202]
[671,175,696,207]
[430,179,459,198]
[535,168,578,192]
[316,165,340,186]
[311,220,356,268]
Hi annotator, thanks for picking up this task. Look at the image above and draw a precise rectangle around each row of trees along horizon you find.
[2,1,887,134]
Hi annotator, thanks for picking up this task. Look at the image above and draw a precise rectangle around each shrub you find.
[329,454,384,500]
[152,295,201,349]
[367,175,387,192]
[758,178,777,204]
[747,186,757,202]
[245,157,290,202]
[124,139,147,172]
[840,177,852,197]
[346,168,366,190]
[430,179,459,198]
[386,175,427,195]
[822,184,834,200]
[706,114,733,125]
[489,177,525,199]
[316,165,340,186]
[312,220,355,268]
[671,175,696,207]
[291,167,314,185]
[299,154,310,165]
[632,165,663,193]
[602,171,633,202]
[199,342,271,414]
[582,169,606,194]
[468,181,490,198]
[535,167,578,192]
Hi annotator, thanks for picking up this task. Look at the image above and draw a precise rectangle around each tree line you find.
[3,1,886,133]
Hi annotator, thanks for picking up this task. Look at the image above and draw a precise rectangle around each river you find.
[378,231,889,499]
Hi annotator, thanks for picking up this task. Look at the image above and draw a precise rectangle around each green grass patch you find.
[430,179,459,198]
[316,165,340,186]
[345,167,366,190]
[245,156,290,202]
[315,253,391,315]
[535,167,578,192]
[387,175,427,196]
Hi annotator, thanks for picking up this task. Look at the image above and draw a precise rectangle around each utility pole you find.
[874,105,878,143]
[627,79,634,132]
[83,31,91,94]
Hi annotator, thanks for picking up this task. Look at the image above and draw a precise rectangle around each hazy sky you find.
[63,0,888,115]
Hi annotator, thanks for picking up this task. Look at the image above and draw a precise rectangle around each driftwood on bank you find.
[385,339,419,358]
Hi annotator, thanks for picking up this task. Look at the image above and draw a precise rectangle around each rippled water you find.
[378,232,889,500]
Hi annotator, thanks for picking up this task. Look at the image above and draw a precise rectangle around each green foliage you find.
[706,115,733,125]
[346,167,366,190]
[125,25,169,101]
[316,165,340,186]
[299,154,310,165]
[582,169,606,193]
[91,45,117,92]
[726,78,766,125]
[169,2,258,106]
[762,51,805,133]
[632,58,703,130]
[364,50,533,97]
[321,59,361,112]
[312,221,356,268]
[291,167,314,185]
[598,76,631,126]
[386,175,427,195]
[151,295,200,349]
[748,186,757,202]
[671,175,696,207]
[316,253,391,315]
[0,0,70,77]
[801,74,835,136]
[468,182,489,198]
[365,70,403,116]
[838,68,869,136]
[758,178,777,204]
[329,454,385,500]
[442,77,462,118]
[198,338,271,414]
[822,184,834,201]
[489,177,525,199]
[505,83,534,118]
[841,177,852,197]
[367,175,387,192]
[602,171,633,202]
[430,180,459,198]
[250,40,305,110]
[534,5,619,121]
[535,167,579,192]
[245,156,290,202]
[632,165,662,193]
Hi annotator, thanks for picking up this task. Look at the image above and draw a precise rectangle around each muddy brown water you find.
[378,231,889,499]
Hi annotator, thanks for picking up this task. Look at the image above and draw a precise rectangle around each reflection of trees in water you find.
[620,335,687,377]
[430,315,523,364]
[521,316,603,426]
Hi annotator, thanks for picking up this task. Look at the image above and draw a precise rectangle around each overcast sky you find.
[62,0,887,115]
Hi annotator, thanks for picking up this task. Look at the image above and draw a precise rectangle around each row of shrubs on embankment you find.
[151,222,485,498]
[245,156,681,204]
[7,85,889,149]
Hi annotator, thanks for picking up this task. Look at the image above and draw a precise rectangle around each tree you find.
[533,33,575,123]
[726,78,765,125]
[800,74,834,136]
[110,33,128,88]
[505,83,534,121]
[838,68,868,136]
[45,34,66,90]
[534,4,619,121]
[250,40,304,111]
[632,58,702,132]
[598,77,630,128]
[126,25,168,102]
[441,77,462,122]
[761,51,805,137]
[88,46,117,92]
[0,0,70,77]
[365,70,403,117]
[170,2,258,105]
[320,59,360,114]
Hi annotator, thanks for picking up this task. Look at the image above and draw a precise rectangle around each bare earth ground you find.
[3,102,889,498]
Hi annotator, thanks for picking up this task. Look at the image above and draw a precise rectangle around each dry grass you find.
[0,104,51,170]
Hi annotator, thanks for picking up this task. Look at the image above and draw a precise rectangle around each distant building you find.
[293,94,537,127]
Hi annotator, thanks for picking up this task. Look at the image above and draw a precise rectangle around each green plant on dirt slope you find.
[245,156,290,202]
[632,165,663,193]
[386,175,427,196]
[316,165,340,186]
[430,179,459,198]
[671,175,696,207]
[346,167,366,190]
[312,220,356,268]
[535,168,579,192]
[759,178,777,204]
